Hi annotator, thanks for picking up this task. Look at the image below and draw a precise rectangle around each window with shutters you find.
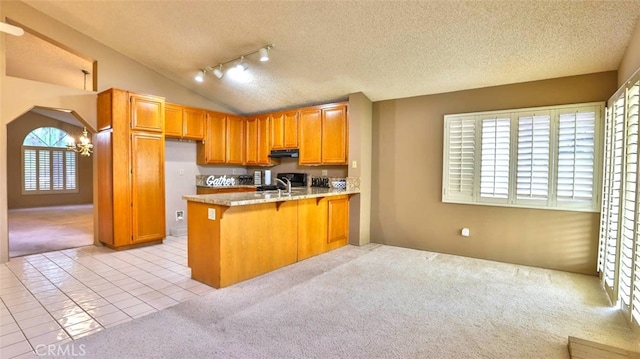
[22,127,78,194]
[443,102,603,212]
[598,74,640,329]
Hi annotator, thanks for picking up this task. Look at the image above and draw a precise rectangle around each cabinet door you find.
[245,118,258,165]
[131,132,166,243]
[283,111,299,149]
[272,111,299,150]
[183,108,206,140]
[327,196,349,243]
[298,108,322,165]
[164,104,183,138]
[257,115,271,164]
[321,105,348,164]
[271,113,285,150]
[227,115,245,164]
[130,94,164,133]
[203,111,227,164]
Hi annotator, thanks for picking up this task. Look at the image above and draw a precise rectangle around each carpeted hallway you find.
[67,244,639,359]
[8,204,93,258]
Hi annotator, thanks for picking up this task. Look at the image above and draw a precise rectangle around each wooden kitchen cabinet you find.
[198,112,247,165]
[271,110,298,149]
[246,114,275,165]
[164,103,183,138]
[298,103,348,165]
[165,103,205,140]
[226,115,245,164]
[182,107,206,140]
[96,88,166,249]
[197,111,226,164]
[297,194,350,261]
[298,108,323,165]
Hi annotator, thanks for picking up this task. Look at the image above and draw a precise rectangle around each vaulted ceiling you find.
[22,1,640,115]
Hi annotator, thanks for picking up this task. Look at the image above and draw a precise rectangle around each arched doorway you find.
[6,107,95,257]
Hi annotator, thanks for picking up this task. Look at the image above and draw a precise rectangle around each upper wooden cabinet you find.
[299,103,348,165]
[271,111,298,150]
[130,94,164,132]
[321,105,348,164]
[299,109,322,165]
[165,103,205,140]
[226,115,245,165]
[197,111,226,164]
[197,112,246,165]
[164,103,183,138]
[246,115,275,166]
[96,88,166,249]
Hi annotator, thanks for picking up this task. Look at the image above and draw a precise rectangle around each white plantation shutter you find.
[620,91,638,312]
[52,151,64,190]
[517,114,550,200]
[443,102,601,211]
[38,149,51,190]
[556,111,596,204]
[598,106,613,273]
[480,117,510,199]
[66,152,77,190]
[23,149,37,191]
[443,117,475,201]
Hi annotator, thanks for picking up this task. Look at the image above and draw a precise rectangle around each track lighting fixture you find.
[213,65,224,79]
[195,44,273,82]
[195,69,205,82]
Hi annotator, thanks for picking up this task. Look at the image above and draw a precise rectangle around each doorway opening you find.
[7,107,95,257]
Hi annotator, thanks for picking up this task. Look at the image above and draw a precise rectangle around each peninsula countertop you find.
[182,187,360,207]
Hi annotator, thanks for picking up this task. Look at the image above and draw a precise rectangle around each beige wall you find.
[348,92,372,246]
[371,71,617,275]
[0,1,232,263]
[7,113,93,208]
[619,18,640,86]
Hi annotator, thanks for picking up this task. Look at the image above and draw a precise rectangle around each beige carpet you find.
[66,243,638,359]
[8,204,93,257]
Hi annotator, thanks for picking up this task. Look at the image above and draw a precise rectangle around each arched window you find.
[22,127,78,193]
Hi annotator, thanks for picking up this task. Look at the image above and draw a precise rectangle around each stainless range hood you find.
[269,149,299,158]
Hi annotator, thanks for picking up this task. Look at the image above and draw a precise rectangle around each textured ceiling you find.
[22,0,640,115]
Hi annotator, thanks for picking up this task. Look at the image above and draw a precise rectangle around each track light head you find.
[235,57,248,72]
[195,69,205,82]
[259,47,269,62]
[213,65,224,79]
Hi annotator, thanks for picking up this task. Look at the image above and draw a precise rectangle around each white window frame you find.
[443,102,604,212]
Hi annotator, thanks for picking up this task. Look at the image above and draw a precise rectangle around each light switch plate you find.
[208,208,216,220]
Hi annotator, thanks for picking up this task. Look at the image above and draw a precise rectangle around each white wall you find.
[164,140,245,234]
[0,1,233,263]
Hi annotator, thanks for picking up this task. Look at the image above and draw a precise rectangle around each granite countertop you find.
[183,187,360,207]
[196,185,258,189]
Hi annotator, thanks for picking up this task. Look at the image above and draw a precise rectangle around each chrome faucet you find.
[274,178,291,194]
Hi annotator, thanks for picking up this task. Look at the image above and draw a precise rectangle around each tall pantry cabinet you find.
[96,88,166,249]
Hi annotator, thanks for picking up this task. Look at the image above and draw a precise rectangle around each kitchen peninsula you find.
[182,187,359,288]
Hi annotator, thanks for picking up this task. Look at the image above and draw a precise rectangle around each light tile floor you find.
[0,236,214,358]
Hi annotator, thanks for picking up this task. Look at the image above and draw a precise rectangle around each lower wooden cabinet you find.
[297,195,350,261]
[186,194,351,288]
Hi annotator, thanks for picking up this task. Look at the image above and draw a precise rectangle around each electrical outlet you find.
[321,169,328,176]
[179,169,185,176]
[176,210,184,221]
[352,161,357,168]
[208,208,216,220]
